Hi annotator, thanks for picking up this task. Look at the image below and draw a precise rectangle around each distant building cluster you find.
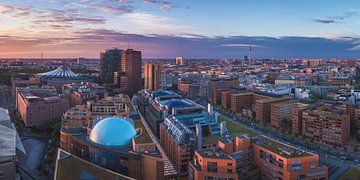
[5,51,360,179]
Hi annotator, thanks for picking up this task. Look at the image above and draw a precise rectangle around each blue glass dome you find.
[89,117,136,147]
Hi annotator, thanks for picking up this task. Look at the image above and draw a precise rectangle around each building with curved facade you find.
[59,114,166,179]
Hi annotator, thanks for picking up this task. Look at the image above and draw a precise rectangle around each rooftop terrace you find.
[197,147,233,160]
[254,136,312,158]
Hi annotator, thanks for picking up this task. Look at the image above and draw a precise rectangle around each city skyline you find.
[1,0,360,58]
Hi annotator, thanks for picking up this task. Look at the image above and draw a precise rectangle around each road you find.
[0,84,49,179]
[134,105,177,176]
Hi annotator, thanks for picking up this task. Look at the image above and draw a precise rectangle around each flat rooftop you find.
[254,136,312,158]
[197,147,233,160]
[160,99,193,108]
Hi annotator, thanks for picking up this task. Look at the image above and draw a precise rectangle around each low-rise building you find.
[63,82,106,107]
[17,86,69,127]
[253,136,328,180]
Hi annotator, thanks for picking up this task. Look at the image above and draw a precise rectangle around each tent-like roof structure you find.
[38,66,78,78]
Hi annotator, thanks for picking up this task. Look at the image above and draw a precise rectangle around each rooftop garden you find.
[256,136,311,158]
[338,168,360,180]
[134,120,152,144]
[219,115,258,137]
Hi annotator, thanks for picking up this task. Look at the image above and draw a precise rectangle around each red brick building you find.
[253,136,328,180]
[302,105,350,147]
[17,87,69,127]
[209,78,239,105]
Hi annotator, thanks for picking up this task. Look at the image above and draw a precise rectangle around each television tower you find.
[248,46,252,61]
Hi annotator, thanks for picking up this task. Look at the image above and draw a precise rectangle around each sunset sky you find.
[1,0,360,58]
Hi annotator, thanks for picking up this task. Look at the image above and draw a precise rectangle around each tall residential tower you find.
[99,48,122,85]
[144,63,163,90]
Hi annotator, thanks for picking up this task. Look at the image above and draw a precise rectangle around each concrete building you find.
[253,136,328,180]
[209,78,239,105]
[176,56,184,65]
[189,136,259,180]
[62,82,106,107]
[178,80,200,99]
[159,104,221,179]
[138,90,193,136]
[17,86,69,127]
[324,77,352,86]
[0,108,25,180]
[270,101,295,129]
[346,105,360,134]
[61,94,139,130]
[99,48,122,85]
[138,90,222,178]
[189,148,238,180]
[292,102,310,135]
[59,116,165,180]
[230,92,253,113]
[255,97,290,124]
[302,105,350,147]
[54,149,135,180]
[177,76,211,101]
[121,49,142,96]
[144,63,163,90]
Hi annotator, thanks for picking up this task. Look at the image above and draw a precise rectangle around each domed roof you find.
[89,117,136,147]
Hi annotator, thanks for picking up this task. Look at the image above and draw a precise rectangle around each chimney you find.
[196,124,202,150]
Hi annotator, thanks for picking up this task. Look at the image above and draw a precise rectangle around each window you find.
[227,169,232,173]
[207,162,218,173]
[227,163,232,166]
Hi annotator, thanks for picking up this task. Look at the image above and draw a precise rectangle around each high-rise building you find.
[121,49,142,96]
[176,56,184,65]
[99,48,122,84]
[144,63,163,90]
